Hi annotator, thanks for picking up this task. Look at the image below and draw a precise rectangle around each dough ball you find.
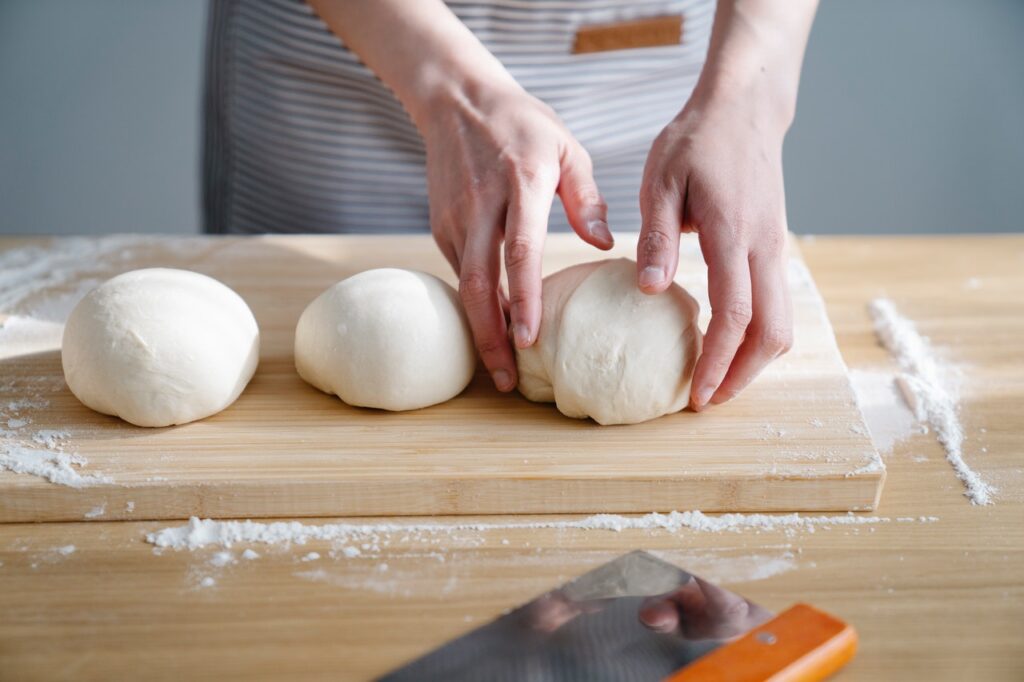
[516,258,702,425]
[294,269,476,411]
[62,268,260,427]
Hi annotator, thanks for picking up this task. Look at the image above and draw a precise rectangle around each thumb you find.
[558,142,613,249]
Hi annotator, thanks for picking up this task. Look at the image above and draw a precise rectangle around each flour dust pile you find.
[147,512,939,552]
[868,298,993,504]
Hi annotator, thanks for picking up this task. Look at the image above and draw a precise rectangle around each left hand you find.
[636,91,793,411]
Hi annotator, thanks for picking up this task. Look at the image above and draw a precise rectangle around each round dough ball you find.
[294,269,476,411]
[62,268,260,427]
[516,258,702,425]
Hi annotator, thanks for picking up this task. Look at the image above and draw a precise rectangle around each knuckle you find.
[758,225,787,258]
[566,183,603,209]
[475,335,507,358]
[705,354,732,378]
[508,290,533,309]
[459,268,493,303]
[718,300,753,330]
[639,229,672,261]
[759,323,793,356]
[504,236,539,272]
[509,160,553,190]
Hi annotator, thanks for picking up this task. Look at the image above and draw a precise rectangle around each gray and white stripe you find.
[203,0,714,235]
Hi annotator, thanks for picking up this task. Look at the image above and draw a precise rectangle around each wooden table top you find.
[1,235,1021,681]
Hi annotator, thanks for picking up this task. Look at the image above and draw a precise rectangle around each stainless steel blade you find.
[379,550,774,681]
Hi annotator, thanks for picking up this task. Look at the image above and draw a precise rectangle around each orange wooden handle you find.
[664,604,858,682]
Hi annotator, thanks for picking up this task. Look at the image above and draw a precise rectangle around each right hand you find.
[420,83,613,392]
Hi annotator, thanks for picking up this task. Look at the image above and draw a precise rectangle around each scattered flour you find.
[209,551,235,567]
[869,298,994,504]
[849,369,922,453]
[301,552,321,562]
[199,576,216,589]
[146,512,938,552]
[56,544,76,556]
[30,429,71,450]
[241,549,260,560]
[0,237,212,488]
[0,235,213,360]
[84,503,107,519]
[0,444,112,488]
[0,379,111,488]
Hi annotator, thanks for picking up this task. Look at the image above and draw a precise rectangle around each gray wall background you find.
[1,0,1021,236]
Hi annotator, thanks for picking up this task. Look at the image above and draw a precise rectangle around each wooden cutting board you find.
[0,234,883,522]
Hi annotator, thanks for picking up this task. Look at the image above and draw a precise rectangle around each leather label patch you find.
[572,15,683,54]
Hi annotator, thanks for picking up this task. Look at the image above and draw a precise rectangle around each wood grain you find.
[0,234,882,521]
[0,236,1021,681]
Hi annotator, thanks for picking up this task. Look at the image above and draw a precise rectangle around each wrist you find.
[402,58,521,134]
[688,63,796,138]
[688,0,817,136]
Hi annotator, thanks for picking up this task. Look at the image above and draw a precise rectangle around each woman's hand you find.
[306,0,612,392]
[636,0,817,411]
[422,83,612,392]
[638,91,792,411]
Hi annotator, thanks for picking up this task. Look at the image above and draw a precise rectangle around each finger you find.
[690,237,752,410]
[460,220,517,392]
[558,143,613,249]
[690,576,749,619]
[505,180,554,349]
[636,176,683,294]
[638,598,679,633]
[711,249,792,404]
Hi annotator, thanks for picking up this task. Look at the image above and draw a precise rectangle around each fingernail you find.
[587,219,613,246]
[695,386,714,407]
[512,323,532,348]
[639,265,665,289]
[493,369,514,392]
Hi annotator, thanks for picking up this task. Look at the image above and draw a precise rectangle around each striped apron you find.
[203,0,715,235]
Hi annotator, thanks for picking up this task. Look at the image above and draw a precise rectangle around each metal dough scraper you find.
[379,550,856,682]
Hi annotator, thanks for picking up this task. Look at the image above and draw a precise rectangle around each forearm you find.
[691,0,818,133]
[307,0,519,131]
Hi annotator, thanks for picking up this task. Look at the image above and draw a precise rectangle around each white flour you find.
[849,369,923,453]
[0,237,217,487]
[83,502,107,519]
[0,235,211,317]
[0,237,158,359]
[0,358,111,490]
[0,443,112,488]
[146,512,938,551]
[209,551,235,567]
[868,298,994,504]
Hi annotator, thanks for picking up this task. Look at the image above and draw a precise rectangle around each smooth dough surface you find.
[62,268,260,427]
[294,269,476,411]
[517,258,702,425]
